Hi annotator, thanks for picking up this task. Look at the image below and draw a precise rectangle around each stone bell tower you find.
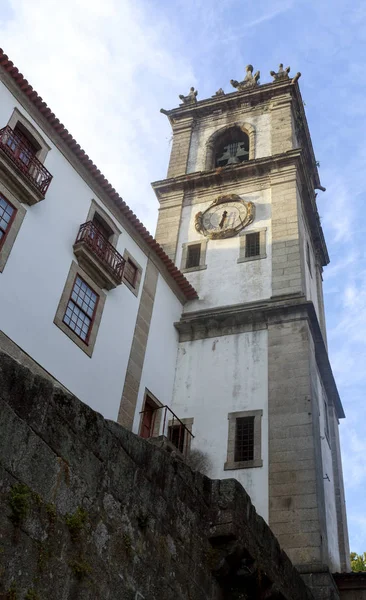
[152,63,350,583]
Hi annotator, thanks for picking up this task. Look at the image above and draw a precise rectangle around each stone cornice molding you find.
[153,150,328,265]
[176,294,344,420]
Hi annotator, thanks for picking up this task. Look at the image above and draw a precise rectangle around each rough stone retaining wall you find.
[0,350,315,600]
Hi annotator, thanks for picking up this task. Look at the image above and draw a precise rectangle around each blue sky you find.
[1,0,366,554]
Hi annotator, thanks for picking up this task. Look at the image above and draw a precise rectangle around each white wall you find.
[132,273,182,432]
[176,188,272,312]
[187,111,271,174]
[172,329,269,520]
[0,80,178,421]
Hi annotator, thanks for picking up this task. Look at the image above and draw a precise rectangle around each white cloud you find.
[0,0,196,233]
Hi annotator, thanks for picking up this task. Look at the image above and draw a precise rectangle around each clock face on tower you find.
[195,194,255,239]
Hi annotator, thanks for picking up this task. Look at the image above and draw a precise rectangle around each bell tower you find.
[152,64,350,581]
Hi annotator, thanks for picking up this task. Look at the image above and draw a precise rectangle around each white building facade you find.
[0,50,350,580]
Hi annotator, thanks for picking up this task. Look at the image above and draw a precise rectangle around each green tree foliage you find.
[350,552,366,572]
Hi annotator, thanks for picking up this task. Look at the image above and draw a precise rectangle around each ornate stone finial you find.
[270,64,301,84]
[214,88,225,97]
[270,63,291,82]
[230,65,260,91]
[179,87,198,105]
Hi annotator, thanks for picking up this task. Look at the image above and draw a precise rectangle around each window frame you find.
[86,200,121,248]
[54,261,106,357]
[168,417,194,455]
[0,195,17,251]
[122,249,143,296]
[180,239,208,273]
[0,184,26,273]
[306,240,312,277]
[323,393,331,447]
[237,228,267,264]
[139,391,163,439]
[7,108,51,164]
[62,274,99,345]
[225,409,263,470]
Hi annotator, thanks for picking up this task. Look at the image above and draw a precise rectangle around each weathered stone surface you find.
[0,350,316,600]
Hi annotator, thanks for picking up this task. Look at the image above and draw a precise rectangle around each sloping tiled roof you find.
[0,48,198,300]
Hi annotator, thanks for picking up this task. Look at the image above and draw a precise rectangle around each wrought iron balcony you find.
[73,221,125,290]
[0,126,53,203]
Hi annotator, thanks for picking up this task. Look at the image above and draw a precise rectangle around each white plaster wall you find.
[187,111,271,174]
[132,273,182,433]
[314,368,341,571]
[177,188,272,312]
[172,329,269,520]
[0,80,177,421]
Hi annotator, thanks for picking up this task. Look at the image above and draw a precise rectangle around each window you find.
[235,417,255,462]
[225,410,263,470]
[168,417,194,455]
[186,244,201,268]
[245,232,260,258]
[122,249,143,296]
[0,111,52,203]
[306,241,312,276]
[139,395,160,439]
[62,275,98,343]
[124,258,138,288]
[181,240,208,273]
[238,229,266,263]
[54,261,106,357]
[0,194,16,250]
[214,127,250,167]
[324,395,330,443]
[92,212,113,242]
[6,125,38,169]
[0,186,26,273]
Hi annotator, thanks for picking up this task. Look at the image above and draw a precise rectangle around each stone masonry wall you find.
[0,350,316,600]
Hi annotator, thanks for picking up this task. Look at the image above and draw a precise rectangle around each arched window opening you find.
[214,128,249,167]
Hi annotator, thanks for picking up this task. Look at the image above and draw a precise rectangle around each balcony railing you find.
[74,221,125,284]
[139,405,194,458]
[0,126,53,196]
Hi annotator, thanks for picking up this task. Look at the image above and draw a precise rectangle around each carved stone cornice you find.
[175,294,345,420]
[152,148,329,267]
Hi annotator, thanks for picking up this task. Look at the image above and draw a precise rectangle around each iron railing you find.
[74,221,125,283]
[139,404,194,458]
[0,126,53,196]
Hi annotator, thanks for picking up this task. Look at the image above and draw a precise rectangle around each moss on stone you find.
[45,503,57,524]
[65,507,88,542]
[25,589,40,600]
[8,484,31,526]
[69,558,92,579]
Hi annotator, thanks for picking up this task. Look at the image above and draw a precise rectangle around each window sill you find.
[181,264,207,274]
[237,254,267,264]
[224,459,263,470]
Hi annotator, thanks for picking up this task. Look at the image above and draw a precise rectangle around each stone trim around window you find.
[168,416,194,452]
[224,409,263,470]
[139,389,163,437]
[0,182,26,273]
[7,107,51,163]
[180,239,208,273]
[237,228,267,264]
[122,249,143,297]
[86,199,121,247]
[54,261,106,357]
